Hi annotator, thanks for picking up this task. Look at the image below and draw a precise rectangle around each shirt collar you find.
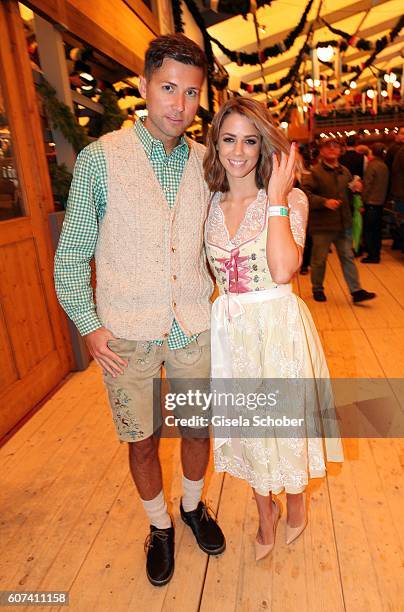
[320,159,342,172]
[134,118,188,159]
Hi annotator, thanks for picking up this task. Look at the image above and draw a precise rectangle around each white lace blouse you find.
[205,187,308,294]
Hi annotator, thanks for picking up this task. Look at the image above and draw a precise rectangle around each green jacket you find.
[302,160,353,233]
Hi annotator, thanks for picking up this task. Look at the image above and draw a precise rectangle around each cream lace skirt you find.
[211,286,344,495]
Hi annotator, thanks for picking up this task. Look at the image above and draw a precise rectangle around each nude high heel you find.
[255,498,281,561]
[286,494,307,545]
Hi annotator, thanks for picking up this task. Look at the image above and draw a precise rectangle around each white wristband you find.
[268,205,289,217]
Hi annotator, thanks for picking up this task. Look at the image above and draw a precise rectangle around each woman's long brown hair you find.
[203,97,291,193]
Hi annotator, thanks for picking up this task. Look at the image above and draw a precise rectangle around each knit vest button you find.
[172,274,177,281]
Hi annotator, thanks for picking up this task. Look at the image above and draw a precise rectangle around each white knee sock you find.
[182,475,204,512]
[141,490,171,529]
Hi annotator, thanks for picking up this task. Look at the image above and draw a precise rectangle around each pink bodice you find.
[205,188,308,295]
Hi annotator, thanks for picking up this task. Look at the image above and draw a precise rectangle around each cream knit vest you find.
[95,127,213,341]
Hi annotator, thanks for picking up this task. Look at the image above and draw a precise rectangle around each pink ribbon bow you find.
[217,248,250,295]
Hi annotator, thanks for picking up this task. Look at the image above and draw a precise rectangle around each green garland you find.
[37,78,127,151]
[37,79,89,153]
[49,162,73,207]
[97,89,126,135]
[216,1,275,16]
[38,78,127,208]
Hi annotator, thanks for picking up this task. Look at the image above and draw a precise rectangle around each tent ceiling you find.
[204,0,403,98]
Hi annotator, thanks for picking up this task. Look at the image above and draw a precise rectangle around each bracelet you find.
[268,205,289,217]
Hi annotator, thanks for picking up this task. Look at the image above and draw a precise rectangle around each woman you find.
[203,98,343,561]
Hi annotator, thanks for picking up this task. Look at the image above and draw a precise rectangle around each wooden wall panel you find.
[27,0,68,23]
[0,1,73,372]
[0,238,55,378]
[0,218,32,248]
[0,352,63,437]
[123,0,159,33]
[68,0,155,47]
[0,301,18,389]
[0,1,72,439]
[25,0,159,74]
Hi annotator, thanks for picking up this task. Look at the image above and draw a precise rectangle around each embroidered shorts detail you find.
[103,331,211,442]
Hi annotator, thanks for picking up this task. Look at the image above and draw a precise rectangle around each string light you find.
[350,81,357,89]
[381,90,388,97]
[302,93,313,103]
[79,72,93,82]
[316,45,334,62]
[393,81,400,88]
[280,121,288,128]
[384,72,396,83]
[366,89,375,99]
[344,89,350,95]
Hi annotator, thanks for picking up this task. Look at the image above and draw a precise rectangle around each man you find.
[390,135,404,251]
[361,142,389,263]
[54,33,225,587]
[390,128,404,210]
[302,138,376,303]
[385,126,404,172]
[340,134,365,178]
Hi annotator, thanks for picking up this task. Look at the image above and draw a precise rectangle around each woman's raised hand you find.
[267,142,297,206]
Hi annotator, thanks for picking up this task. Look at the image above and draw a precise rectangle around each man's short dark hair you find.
[346,135,358,147]
[371,142,385,159]
[144,33,207,80]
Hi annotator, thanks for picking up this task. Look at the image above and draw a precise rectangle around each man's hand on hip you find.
[84,327,127,377]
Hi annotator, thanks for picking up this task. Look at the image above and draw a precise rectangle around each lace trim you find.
[288,188,308,248]
[206,189,267,251]
[206,188,308,251]
[214,436,326,495]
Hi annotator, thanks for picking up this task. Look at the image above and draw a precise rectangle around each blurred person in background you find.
[385,126,404,171]
[302,138,376,303]
[297,144,312,274]
[355,144,371,172]
[361,142,389,263]
[390,136,404,252]
[340,135,365,178]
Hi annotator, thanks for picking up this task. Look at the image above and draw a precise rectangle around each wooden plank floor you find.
[1,243,403,612]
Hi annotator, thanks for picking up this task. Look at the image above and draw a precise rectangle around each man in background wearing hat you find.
[302,138,376,303]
